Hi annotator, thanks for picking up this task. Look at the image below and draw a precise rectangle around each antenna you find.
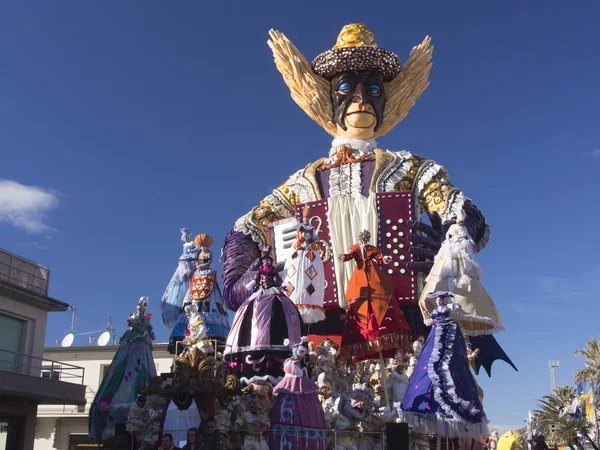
[69,305,76,333]
[549,360,559,391]
[89,336,97,346]
[60,305,76,347]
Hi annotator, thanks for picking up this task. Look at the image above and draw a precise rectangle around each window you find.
[41,368,60,380]
[0,314,25,373]
[68,434,96,450]
[99,364,110,384]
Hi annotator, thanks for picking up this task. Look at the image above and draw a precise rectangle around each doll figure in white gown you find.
[283,207,326,324]
[419,213,503,336]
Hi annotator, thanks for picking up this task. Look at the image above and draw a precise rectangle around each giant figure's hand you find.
[406,212,454,275]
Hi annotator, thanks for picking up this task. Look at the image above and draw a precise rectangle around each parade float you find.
[89,23,516,450]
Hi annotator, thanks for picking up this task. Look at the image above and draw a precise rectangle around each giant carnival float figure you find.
[222,22,515,387]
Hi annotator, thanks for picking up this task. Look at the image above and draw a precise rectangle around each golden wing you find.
[376,36,433,138]
[268,30,336,136]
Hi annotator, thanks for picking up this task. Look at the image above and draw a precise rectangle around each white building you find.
[35,343,174,450]
[0,249,86,450]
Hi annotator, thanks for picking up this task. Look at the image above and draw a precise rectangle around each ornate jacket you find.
[223,149,489,312]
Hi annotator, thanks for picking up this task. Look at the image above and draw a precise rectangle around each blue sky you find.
[1,0,599,434]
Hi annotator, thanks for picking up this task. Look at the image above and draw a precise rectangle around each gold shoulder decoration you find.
[233,160,324,247]
[372,149,415,193]
[268,30,336,136]
[412,158,456,216]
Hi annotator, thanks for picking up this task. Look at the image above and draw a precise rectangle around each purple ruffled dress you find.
[224,265,302,385]
[400,307,489,438]
[269,359,327,450]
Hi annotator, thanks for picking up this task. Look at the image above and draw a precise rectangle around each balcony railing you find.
[0,348,84,384]
[0,248,50,296]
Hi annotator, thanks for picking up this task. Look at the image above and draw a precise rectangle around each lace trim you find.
[376,150,413,192]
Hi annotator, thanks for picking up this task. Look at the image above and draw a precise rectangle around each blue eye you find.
[368,84,381,95]
[337,82,353,93]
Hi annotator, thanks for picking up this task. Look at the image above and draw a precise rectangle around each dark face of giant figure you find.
[331,70,386,133]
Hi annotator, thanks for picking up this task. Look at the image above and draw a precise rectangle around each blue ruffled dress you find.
[160,241,198,332]
[401,307,489,438]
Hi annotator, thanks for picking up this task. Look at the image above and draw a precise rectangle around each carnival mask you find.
[331,70,386,133]
[197,249,213,270]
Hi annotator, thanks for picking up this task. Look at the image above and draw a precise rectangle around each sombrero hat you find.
[312,23,402,81]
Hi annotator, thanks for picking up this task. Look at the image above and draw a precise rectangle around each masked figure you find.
[221,23,509,371]
[283,207,326,324]
[338,230,412,363]
[225,247,302,385]
[90,297,157,442]
[169,233,230,353]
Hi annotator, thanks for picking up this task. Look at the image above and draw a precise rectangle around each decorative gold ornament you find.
[333,23,377,49]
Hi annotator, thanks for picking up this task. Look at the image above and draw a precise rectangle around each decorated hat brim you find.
[312,46,402,81]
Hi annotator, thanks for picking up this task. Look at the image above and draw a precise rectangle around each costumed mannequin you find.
[225,246,302,385]
[237,380,273,450]
[332,384,378,450]
[387,363,409,416]
[338,230,411,363]
[161,228,199,331]
[283,207,326,324]
[170,234,230,353]
[90,296,157,441]
[406,336,424,379]
[488,429,499,450]
[125,395,160,446]
[419,215,503,337]
[401,292,489,438]
[221,23,501,364]
[270,337,328,450]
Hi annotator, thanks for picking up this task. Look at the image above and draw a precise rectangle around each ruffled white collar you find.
[328,137,378,160]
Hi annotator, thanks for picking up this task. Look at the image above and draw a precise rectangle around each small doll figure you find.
[270,337,328,449]
[419,213,503,336]
[338,230,411,363]
[283,206,326,324]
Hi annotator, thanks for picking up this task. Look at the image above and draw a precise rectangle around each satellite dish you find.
[97,331,111,346]
[61,333,75,347]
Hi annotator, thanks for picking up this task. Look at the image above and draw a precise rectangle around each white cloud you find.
[0,180,59,233]
[585,149,600,157]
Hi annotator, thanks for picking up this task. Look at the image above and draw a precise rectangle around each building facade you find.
[35,344,174,450]
[0,249,86,450]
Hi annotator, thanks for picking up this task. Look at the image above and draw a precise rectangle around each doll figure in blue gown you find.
[401,291,489,438]
[160,228,199,332]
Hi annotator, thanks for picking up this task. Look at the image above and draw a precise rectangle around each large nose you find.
[352,83,368,105]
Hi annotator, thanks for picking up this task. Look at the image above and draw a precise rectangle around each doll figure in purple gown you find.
[224,246,302,385]
[270,337,327,450]
[400,291,489,438]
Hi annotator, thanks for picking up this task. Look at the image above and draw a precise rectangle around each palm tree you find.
[535,386,598,450]
[574,337,600,385]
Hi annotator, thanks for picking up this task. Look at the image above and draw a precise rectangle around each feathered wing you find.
[376,36,434,137]
[268,29,336,136]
